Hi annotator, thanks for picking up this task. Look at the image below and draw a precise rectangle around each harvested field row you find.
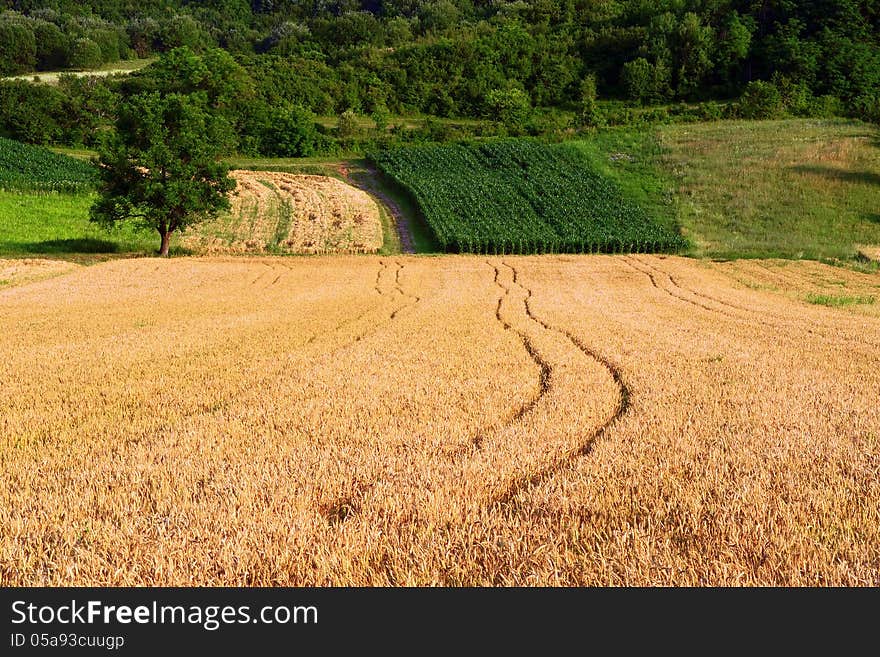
[180,170,383,255]
[859,245,880,263]
[1,255,879,585]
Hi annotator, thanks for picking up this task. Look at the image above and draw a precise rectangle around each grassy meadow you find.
[0,191,158,256]
[658,119,880,260]
[571,119,880,261]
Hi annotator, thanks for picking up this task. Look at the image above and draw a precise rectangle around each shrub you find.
[485,87,532,132]
[0,81,65,144]
[736,81,784,119]
[0,20,36,75]
[69,38,104,70]
[575,75,603,128]
[850,94,880,123]
[336,109,361,140]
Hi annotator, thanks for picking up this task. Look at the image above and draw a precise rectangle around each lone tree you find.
[90,91,235,256]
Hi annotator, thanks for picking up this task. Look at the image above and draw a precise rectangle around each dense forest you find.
[1,0,879,154]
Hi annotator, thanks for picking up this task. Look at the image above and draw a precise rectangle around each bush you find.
[259,105,324,157]
[621,58,653,104]
[336,109,361,140]
[0,21,37,75]
[805,94,843,118]
[127,17,161,57]
[697,101,723,121]
[159,14,209,52]
[771,73,813,116]
[484,87,532,133]
[640,107,670,123]
[69,38,104,70]
[603,106,637,126]
[850,95,880,123]
[56,75,118,146]
[622,58,672,104]
[33,20,69,70]
[0,81,65,144]
[86,27,124,64]
[371,105,390,132]
[575,75,603,128]
[736,81,784,119]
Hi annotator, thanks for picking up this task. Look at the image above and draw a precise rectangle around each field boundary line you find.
[340,165,415,254]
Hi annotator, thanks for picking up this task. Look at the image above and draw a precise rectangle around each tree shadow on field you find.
[18,238,120,254]
[790,165,880,186]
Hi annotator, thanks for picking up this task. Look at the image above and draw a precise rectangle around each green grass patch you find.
[655,118,880,260]
[567,129,679,238]
[566,119,880,263]
[806,293,876,307]
[371,139,685,254]
[0,191,162,256]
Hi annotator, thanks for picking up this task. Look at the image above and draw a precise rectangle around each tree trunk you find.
[159,230,172,257]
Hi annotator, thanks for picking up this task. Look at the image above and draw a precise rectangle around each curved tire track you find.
[490,263,551,421]
[321,260,552,527]
[389,261,421,319]
[626,255,879,351]
[489,261,630,508]
[317,259,423,525]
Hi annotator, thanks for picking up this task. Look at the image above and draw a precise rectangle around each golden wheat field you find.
[1,254,879,586]
[0,258,79,289]
[179,170,383,255]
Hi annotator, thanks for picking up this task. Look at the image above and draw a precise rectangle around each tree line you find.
[1,1,879,154]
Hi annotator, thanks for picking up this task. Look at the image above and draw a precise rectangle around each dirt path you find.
[340,164,416,254]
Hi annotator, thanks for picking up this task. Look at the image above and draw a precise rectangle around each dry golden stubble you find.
[714,258,880,319]
[180,171,383,255]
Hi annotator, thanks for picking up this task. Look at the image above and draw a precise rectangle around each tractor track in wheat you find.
[488,261,630,508]
[5,255,879,586]
[626,255,879,352]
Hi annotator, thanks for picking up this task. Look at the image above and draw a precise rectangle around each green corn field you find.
[0,137,97,193]
[371,139,687,254]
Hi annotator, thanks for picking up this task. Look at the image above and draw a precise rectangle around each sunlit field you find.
[2,255,878,586]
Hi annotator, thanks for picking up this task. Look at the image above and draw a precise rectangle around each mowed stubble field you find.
[1,255,879,585]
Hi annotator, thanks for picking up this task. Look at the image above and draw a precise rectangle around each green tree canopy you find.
[90,91,235,256]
